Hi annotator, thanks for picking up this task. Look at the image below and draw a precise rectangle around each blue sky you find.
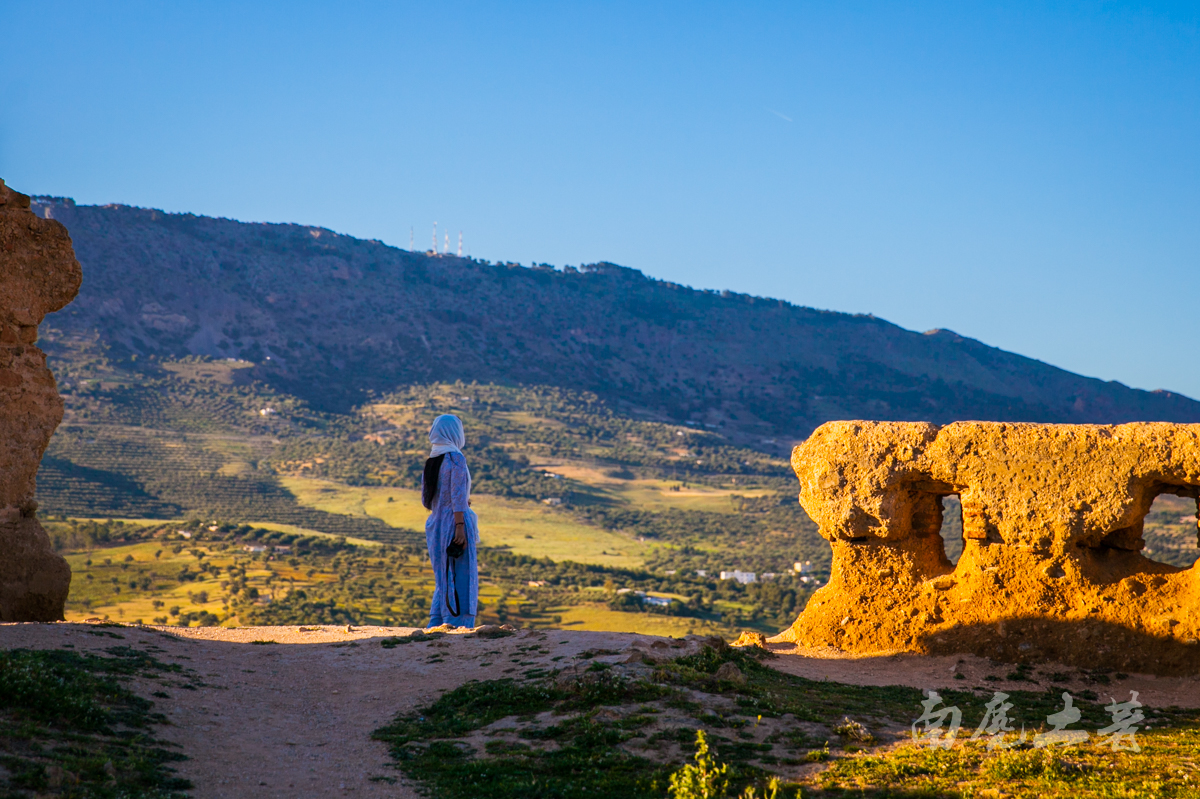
[2,2,1198,397]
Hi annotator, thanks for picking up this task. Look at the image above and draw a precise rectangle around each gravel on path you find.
[4,622,1199,798]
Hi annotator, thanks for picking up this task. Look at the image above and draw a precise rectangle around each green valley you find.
[37,333,827,634]
[29,200,1200,635]
[38,331,1200,634]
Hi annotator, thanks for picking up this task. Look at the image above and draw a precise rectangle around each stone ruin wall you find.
[781,420,1200,676]
[0,178,80,621]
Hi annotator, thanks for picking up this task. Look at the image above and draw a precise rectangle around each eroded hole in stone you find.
[939,495,964,565]
[1142,492,1200,568]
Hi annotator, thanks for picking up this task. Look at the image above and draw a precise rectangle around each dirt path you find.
[4,623,1200,798]
[0,623,680,798]
[767,643,1200,708]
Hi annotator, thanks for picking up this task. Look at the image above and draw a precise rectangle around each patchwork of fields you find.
[49,518,772,636]
[277,478,651,568]
[36,335,1200,635]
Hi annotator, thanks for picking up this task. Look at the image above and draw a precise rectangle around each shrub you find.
[669,730,728,799]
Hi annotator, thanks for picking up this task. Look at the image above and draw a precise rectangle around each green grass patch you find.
[813,732,1200,797]
[374,674,678,799]
[376,645,1200,799]
[0,647,190,797]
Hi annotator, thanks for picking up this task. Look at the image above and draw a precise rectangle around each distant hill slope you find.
[34,197,1200,444]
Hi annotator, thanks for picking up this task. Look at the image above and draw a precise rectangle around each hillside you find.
[34,362,824,633]
[32,197,1200,448]
[24,196,1200,636]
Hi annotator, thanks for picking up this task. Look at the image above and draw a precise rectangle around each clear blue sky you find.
[3,2,1198,398]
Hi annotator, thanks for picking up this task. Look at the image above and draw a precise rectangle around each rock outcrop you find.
[782,420,1200,675]
[0,179,80,620]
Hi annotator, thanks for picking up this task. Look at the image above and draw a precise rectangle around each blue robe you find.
[423,451,479,626]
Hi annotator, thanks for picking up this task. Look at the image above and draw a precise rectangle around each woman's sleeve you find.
[451,456,470,513]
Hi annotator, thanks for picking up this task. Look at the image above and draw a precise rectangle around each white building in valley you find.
[719,570,756,584]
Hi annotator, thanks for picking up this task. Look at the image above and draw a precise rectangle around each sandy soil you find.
[766,643,1200,709]
[3,622,1199,798]
[0,623,685,798]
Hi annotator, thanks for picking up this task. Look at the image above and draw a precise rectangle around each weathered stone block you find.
[0,178,81,621]
[781,420,1200,675]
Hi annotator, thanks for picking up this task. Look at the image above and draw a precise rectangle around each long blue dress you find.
[423,451,479,627]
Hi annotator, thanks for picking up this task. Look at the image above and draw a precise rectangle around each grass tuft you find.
[0,648,191,797]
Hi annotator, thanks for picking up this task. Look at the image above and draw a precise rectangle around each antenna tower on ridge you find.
[410,227,414,251]
[457,231,463,257]
[444,233,449,254]
[432,222,438,254]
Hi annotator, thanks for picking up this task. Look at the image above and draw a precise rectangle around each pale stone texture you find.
[782,420,1200,675]
[0,179,80,620]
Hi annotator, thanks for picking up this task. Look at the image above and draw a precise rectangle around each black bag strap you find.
[444,555,461,617]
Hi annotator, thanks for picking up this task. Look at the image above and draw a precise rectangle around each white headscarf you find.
[429,414,465,458]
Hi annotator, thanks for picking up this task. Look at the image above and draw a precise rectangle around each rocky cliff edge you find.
[0,178,80,620]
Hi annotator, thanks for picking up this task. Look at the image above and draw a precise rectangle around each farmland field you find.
[278,477,651,568]
[35,339,1200,634]
[50,518,799,635]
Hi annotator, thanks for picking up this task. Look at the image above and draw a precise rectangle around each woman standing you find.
[422,414,479,629]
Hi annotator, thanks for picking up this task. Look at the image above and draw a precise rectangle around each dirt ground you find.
[3,622,1199,798]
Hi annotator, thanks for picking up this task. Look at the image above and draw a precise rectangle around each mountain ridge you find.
[32,196,1200,447]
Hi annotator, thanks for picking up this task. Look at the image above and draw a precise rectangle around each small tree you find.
[669,730,728,799]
